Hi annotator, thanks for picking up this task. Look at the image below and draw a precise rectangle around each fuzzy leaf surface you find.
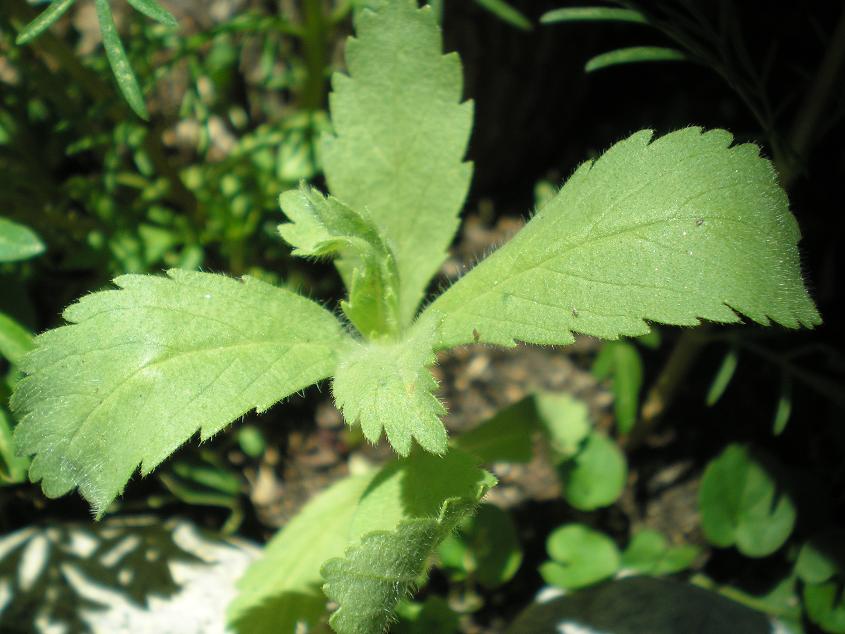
[322,0,473,325]
[427,128,821,349]
[279,185,400,337]
[322,452,495,634]
[227,473,374,634]
[12,270,348,515]
[332,318,446,456]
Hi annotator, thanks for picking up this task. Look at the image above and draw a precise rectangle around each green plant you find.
[8,1,821,632]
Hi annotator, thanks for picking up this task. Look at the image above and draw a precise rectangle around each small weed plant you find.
[7,1,820,632]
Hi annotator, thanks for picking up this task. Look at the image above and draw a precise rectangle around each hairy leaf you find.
[0,217,45,263]
[428,128,821,349]
[95,0,148,120]
[227,473,375,634]
[279,185,400,337]
[12,270,348,515]
[322,0,473,325]
[322,454,495,634]
[332,317,446,455]
[14,0,77,45]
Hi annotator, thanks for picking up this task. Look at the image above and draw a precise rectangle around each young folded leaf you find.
[11,270,349,516]
[427,127,821,348]
[332,317,446,455]
[279,185,400,338]
[321,452,496,634]
[322,0,473,326]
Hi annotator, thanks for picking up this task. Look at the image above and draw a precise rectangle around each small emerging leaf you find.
[706,347,739,406]
[585,46,686,73]
[541,523,620,589]
[561,432,627,510]
[333,317,447,456]
[12,270,348,515]
[772,375,792,435]
[592,341,642,434]
[428,128,821,349]
[322,0,473,325]
[541,7,647,25]
[126,0,178,28]
[15,0,77,46]
[0,217,45,263]
[279,185,400,337]
[95,0,149,120]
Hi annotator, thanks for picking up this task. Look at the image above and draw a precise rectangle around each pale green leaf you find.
[541,7,647,25]
[322,455,494,634]
[11,269,348,516]
[332,317,447,456]
[0,310,33,366]
[0,217,45,263]
[474,0,532,31]
[227,473,375,634]
[1,407,30,484]
[322,0,473,325]
[621,530,699,576]
[15,0,77,45]
[95,0,149,120]
[126,0,178,28]
[427,128,821,349]
[795,530,845,585]
[699,444,795,557]
[585,47,687,73]
[561,432,626,510]
[706,347,739,406]
[279,185,400,337]
[541,523,620,589]
[535,391,591,458]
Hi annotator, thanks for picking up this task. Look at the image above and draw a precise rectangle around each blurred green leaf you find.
[796,530,845,585]
[437,503,522,589]
[621,530,699,576]
[706,347,739,406]
[541,7,647,25]
[772,375,793,435]
[453,396,537,463]
[474,0,532,31]
[126,0,178,28]
[585,47,687,73]
[699,444,795,557]
[15,0,77,45]
[1,407,30,484]
[237,425,266,459]
[395,596,459,634]
[541,524,620,589]
[95,0,149,120]
[0,217,45,263]
[592,341,642,434]
[0,311,33,367]
[535,391,591,458]
[561,431,627,510]
[804,581,845,634]
[637,327,662,349]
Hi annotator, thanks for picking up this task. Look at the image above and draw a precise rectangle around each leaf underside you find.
[322,0,473,325]
[332,318,446,455]
[428,127,821,348]
[12,270,347,515]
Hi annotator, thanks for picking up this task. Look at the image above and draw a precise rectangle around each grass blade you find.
[585,46,686,72]
[706,348,739,406]
[474,0,532,31]
[126,0,179,28]
[95,0,149,120]
[15,0,77,45]
[541,7,647,25]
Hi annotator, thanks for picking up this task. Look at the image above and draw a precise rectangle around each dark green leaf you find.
[453,396,537,463]
[796,530,845,585]
[474,0,532,31]
[126,0,179,28]
[804,581,845,634]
